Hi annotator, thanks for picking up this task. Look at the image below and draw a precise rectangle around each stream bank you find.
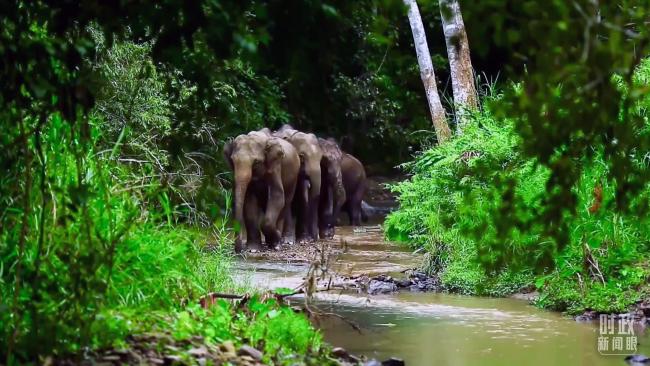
[234,224,650,366]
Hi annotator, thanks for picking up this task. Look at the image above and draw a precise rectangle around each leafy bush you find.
[0,33,313,363]
[89,297,327,365]
[0,108,329,364]
[1,114,133,359]
[138,298,325,365]
[386,95,537,296]
[387,60,650,311]
[89,27,173,163]
[243,298,323,359]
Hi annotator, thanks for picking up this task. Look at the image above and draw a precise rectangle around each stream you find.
[234,225,650,366]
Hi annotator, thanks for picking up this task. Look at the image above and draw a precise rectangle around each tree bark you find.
[440,0,477,130]
[403,0,451,144]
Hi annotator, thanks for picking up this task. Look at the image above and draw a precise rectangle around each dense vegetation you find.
[387,59,650,314]
[0,1,446,362]
[2,0,650,364]
[0,24,329,364]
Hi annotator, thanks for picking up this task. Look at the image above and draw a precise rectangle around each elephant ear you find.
[223,140,234,170]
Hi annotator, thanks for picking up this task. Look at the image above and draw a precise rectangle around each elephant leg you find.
[319,184,334,239]
[295,176,310,243]
[261,219,281,249]
[361,201,369,223]
[306,196,321,241]
[281,206,296,245]
[261,174,284,250]
[304,165,321,242]
[337,201,347,226]
[281,178,297,245]
[244,189,262,251]
[347,205,354,226]
[350,184,366,226]
[351,203,362,226]
[277,216,285,238]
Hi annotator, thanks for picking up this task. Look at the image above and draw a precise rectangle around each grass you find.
[86,222,333,365]
[0,115,331,365]
[87,224,333,365]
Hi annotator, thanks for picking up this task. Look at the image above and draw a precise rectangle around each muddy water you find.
[234,226,649,366]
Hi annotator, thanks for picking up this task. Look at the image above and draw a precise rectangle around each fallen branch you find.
[198,285,350,309]
[304,303,363,334]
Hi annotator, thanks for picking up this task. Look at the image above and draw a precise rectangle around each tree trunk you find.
[440,0,477,130]
[403,0,452,144]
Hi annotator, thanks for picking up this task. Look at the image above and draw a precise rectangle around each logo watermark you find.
[598,314,638,355]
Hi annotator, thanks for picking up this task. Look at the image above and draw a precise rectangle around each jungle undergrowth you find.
[386,60,650,315]
[0,31,330,365]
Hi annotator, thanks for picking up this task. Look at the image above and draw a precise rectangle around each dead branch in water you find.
[197,288,363,333]
[198,233,363,334]
[303,303,363,334]
[198,284,349,308]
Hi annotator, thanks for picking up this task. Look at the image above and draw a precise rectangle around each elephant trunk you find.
[332,165,346,217]
[305,161,322,240]
[233,168,252,252]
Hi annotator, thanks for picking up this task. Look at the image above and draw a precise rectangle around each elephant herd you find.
[223,125,367,253]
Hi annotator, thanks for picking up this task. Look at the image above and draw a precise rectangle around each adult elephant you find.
[338,152,367,226]
[223,130,300,252]
[274,124,323,242]
[318,138,346,239]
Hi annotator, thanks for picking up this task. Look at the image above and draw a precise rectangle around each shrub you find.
[386,95,537,296]
[387,60,650,311]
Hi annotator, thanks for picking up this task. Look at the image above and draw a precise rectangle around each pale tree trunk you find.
[440,0,477,130]
[403,0,451,144]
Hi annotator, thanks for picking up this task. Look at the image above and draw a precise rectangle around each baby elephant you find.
[223,130,300,252]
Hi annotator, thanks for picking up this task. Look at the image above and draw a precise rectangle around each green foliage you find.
[89,26,173,164]
[0,110,327,363]
[386,95,537,296]
[0,109,229,359]
[466,0,650,265]
[1,114,133,359]
[0,27,315,362]
[244,298,322,360]
[388,60,650,311]
[108,226,235,309]
[88,298,328,365]
[120,298,326,366]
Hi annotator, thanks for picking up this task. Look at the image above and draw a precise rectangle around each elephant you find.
[318,138,346,239]
[223,130,300,252]
[274,124,323,242]
[338,152,367,226]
